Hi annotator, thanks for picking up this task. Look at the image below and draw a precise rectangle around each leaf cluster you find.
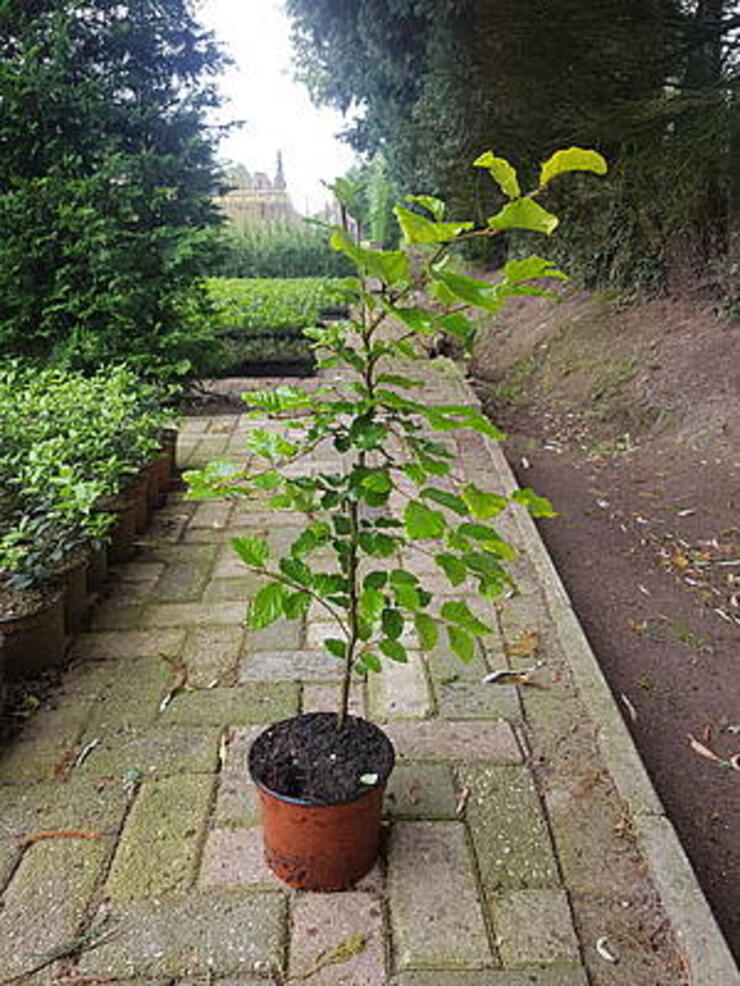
[0,361,173,589]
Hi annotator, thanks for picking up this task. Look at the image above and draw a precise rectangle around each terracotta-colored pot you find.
[96,495,137,563]
[123,471,150,535]
[248,715,394,891]
[86,542,108,593]
[149,450,172,504]
[0,587,66,677]
[161,427,178,477]
[58,553,90,633]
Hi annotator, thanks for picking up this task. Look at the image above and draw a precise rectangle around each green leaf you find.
[283,590,311,619]
[462,484,507,519]
[358,532,398,557]
[364,571,388,591]
[421,487,468,515]
[382,607,404,640]
[539,147,608,187]
[437,312,478,353]
[394,205,473,245]
[488,198,559,236]
[330,229,410,287]
[361,470,392,494]
[404,194,446,220]
[473,151,521,199]
[435,552,467,586]
[447,625,475,663]
[393,584,422,611]
[376,373,422,389]
[511,487,557,518]
[502,256,568,284]
[414,612,439,650]
[405,500,446,540]
[279,556,313,586]
[380,638,408,663]
[360,587,386,621]
[247,582,286,631]
[380,302,436,334]
[231,534,269,568]
[358,652,382,673]
[441,599,492,635]
[390,569,419,588]
[430,269,502,313]
[403,463,427,485]
[325,637,347,659]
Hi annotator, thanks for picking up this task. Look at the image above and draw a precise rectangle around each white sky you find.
[196,0,359,215]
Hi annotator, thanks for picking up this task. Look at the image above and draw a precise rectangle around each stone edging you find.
[480,426,739,985]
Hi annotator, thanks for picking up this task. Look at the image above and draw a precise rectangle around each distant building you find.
[215,152,297,230]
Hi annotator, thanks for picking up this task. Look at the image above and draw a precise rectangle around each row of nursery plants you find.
[211,223,353,280]
[0,362,175,677]
[204,277,351,375]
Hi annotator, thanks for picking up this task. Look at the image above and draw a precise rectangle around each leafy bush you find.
[209,224,353,280]
[0,363,173,589]
[205,278,350,333]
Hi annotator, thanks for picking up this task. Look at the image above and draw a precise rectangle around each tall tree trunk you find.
[729,89,740,297]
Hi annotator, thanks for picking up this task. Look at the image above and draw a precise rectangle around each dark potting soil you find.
[249,712,395,805]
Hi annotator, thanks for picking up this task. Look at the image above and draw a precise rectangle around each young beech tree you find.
[0,0,227,378]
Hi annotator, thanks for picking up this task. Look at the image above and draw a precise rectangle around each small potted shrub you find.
[187,148,606,890]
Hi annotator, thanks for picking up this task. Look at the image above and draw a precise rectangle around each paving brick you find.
[0,839,109,980]
[202,575,265,602]
[141,543,218,568]
[161,683,298,726]
[388,821,491,969]
[84,657,174,732]
[302,682,365,717]
[199,827,278,887]
[493,889,580,968]
[105,774,214,899]
[368,650,432,720]
[145,506,193,544]
[214,727,262,828]
[396,971,589,986]
[182,625,245,686]
[70,628,187,661]
[385,762,458,819]
[141,600,247,628]
[0,775,126,888]
[188,500,234,530]
[75,724,220,778]
[239,648,342,682]
[0,700,93,782]
[90,601,146,630]
[462,766,559,896]
[78,890,287,978]
[214,541,267,578]
[244,618,303,652]
[383,720,522,762]
[151,557,215,602]
[289,892,386,986]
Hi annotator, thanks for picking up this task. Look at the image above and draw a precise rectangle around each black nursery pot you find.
[248,712,395,892]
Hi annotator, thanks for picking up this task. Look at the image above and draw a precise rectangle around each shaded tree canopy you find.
[0,0,228,377]
[287,0,740,296]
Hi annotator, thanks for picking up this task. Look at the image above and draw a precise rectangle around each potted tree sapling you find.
[186,148,607,891]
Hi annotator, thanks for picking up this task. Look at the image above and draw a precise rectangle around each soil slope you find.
[471,287,740,960]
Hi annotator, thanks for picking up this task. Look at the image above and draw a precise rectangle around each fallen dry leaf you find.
[504,629,539,659]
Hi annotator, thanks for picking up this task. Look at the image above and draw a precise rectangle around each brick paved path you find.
[0,370,728,984]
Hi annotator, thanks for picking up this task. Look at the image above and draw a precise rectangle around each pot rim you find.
[0,585,64,625]
[247,712,395,809]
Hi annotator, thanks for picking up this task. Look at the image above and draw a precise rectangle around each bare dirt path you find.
[473,289,740,961]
